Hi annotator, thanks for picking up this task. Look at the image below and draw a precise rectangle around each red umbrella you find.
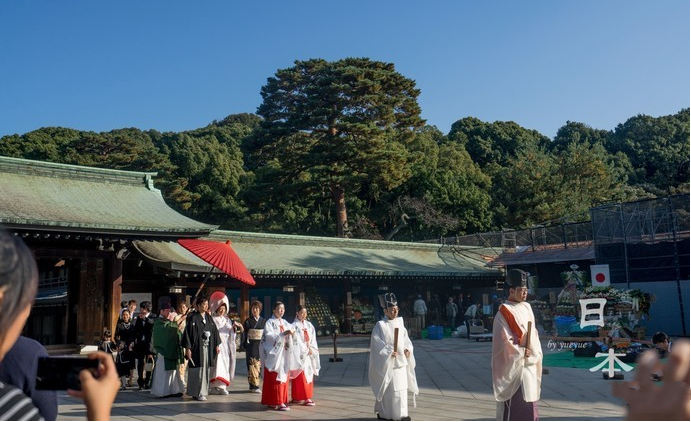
[178,238,256,287]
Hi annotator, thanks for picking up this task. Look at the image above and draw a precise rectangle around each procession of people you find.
[109,296,326,413]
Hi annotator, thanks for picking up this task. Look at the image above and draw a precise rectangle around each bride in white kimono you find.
[368,293,418,421]
[209,291,243,395]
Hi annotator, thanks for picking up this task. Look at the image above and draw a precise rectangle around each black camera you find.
[36,356,99,390]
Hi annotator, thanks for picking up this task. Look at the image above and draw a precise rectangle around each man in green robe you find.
[150,297,185,398]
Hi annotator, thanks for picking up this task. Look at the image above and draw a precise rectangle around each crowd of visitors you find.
[407,292,486,332]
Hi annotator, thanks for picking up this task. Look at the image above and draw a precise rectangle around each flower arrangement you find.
[628,289,655,318]
[560,269,589,287]
[579,287,654,313]
[579,286,626,303]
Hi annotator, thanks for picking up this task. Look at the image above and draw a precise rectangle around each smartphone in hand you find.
[36,356,99,390]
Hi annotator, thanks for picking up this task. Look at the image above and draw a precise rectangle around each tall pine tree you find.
[248,58,425,237]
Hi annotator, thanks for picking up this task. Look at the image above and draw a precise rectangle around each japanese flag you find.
[590,264,610,287]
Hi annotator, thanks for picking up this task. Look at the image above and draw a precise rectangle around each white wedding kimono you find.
[368,316,418,421]
[210,314,238,389]
[491,300,543,420]
[292,318,321,383]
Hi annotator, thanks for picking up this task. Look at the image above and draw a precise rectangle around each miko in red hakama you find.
[290,314,320,403]
[259,307,300,409]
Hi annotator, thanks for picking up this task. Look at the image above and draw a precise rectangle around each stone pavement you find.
[57,336,627,420]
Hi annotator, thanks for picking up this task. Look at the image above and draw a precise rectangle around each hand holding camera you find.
[65,352,120,422]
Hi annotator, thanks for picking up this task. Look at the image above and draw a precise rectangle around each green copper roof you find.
[0,156,216,236]
[134,230,502,278]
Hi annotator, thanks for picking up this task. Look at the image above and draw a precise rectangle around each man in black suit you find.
[133,300,156,390]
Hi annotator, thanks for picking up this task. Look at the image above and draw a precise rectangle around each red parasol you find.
[178,238,256,287]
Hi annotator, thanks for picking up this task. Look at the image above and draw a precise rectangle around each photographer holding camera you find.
[0,229,119,420]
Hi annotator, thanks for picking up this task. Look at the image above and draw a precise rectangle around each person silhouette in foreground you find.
[0,228,119,420]
[612,339,689,421]
[0,336,58,420]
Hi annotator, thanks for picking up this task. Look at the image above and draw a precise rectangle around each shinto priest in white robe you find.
[368,293,419,421]
[491,299,542,420]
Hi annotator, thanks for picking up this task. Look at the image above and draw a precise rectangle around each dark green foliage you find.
[448,117,551,172]
[550,121,611,153]
[153,117,256,227]
[609,108,689,195]
[449,117,641,229]
[0,126,171,172]
[0,67,686,237]
[377,126,493,240]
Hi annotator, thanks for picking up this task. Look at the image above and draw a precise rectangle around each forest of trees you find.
[1,58,688,241]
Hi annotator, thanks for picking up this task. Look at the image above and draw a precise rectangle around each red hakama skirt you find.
[261,368,288,406]
[290,371,313,401]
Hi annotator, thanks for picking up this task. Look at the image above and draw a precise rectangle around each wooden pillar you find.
[241,283,249,322]
[77,259,105,345]
[109,257,123,335]
[343,278,353,334]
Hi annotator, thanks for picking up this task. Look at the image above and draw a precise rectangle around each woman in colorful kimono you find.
[259,301,300,411]
[290,305,320,406]
[242,300,266,393]
[209,291,243,395]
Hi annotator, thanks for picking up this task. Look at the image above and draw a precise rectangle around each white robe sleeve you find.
[261,318,284,371]
[228,320,237,380]
[400,320,419,399]
[308,321,321,377]
[491,309,524,402]
[369,320,394,401]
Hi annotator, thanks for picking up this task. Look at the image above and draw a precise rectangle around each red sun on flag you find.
[590,264,610,287]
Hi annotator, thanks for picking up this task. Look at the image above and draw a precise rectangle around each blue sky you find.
[0,1,688,139]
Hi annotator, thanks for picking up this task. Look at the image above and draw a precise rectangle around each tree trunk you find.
[331,183,350,238]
